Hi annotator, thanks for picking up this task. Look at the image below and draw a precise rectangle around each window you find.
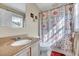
[12,16,23,28]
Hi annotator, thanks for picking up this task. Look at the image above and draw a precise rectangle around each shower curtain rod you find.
[40,3,74,13]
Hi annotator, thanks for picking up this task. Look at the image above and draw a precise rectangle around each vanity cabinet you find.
[74,32,79,56]
[14,41,40,56]
[31,41,40,56]
[15,47,31,56]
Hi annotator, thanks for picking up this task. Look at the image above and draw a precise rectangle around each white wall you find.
[0,8,23,27]
[25,3,40,37]
[0,8,12,27]
[0,26,27,38]
[0,3,40,38]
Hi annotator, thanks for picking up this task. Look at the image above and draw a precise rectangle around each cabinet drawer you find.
[15,47,30,56]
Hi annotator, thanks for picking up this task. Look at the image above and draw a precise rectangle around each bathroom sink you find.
[11,39,31,46]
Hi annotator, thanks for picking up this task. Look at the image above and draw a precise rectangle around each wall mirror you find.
[0,4,25,28]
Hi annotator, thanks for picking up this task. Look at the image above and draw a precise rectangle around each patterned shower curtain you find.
[40,3,74,54]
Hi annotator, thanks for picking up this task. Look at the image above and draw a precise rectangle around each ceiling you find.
[3,3,66,13]
[3,3,26,13]
[36,3,66,11]
[36,3,55,11]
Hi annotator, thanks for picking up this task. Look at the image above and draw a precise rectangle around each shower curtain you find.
[40,3,74,55]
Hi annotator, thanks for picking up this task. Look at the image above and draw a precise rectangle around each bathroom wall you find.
[0,8,23,27]
[0,26,27,38]
[0,7,26,38]
[0,3,40,38]
[24,3,40,37]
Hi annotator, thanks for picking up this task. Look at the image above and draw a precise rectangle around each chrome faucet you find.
[12,37,22,41]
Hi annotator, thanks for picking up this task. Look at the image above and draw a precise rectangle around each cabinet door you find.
[31,41,40,56]
[74,33,79,56]
[15,47,30,56]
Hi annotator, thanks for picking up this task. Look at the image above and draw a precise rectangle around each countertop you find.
[0,35,39,56]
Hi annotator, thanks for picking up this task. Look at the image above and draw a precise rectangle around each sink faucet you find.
[12,37,22,41]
